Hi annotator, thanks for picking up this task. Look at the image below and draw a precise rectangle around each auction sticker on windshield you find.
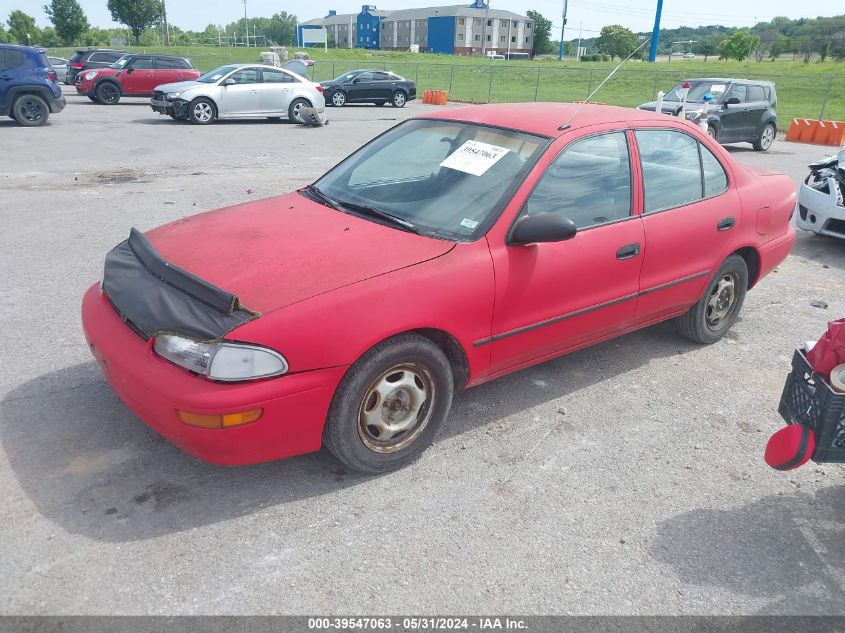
[441,140,510,176]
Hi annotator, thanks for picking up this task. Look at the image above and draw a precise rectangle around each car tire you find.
[331,91,346,107]
[168,113,182,120]
[288,98,311,124]
[95,82,121,105]
[323,333,454,474]
[392,91,407,108]
[87,95,98,103]
[12,94,49,127]
[676,254,748,345]
[188,97,217,125]
[707,125,718,141]
[374,100,386,107]
[753,122,776,152]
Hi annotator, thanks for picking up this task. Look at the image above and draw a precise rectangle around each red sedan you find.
[82,103,796,473]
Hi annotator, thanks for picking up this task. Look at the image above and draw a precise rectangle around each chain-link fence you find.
[310,61,845,126]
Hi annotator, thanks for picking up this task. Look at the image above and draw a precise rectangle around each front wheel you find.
[288,98,311,124]
[95,82,120,105]
[323,334,454,473]
[12,94,49,126]
[188,97,216,125]
[676,254,748,344]
[707,125,717,140]
[392,91,407,108]
[331,91,346,107]
[753,122,776,152]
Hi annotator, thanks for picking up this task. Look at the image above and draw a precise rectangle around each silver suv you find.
[150,63,326,125]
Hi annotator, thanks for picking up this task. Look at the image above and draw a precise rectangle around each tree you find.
[596,24,638,61]
[7,10,39,45]
[106,0,162,45]
[526,10,553,57]
[43,0,89,45]
[718,30,759,62]
[694,34,724,62]
[0,24,8,43]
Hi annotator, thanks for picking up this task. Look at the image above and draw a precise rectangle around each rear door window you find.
[155,58,187,70]
[636,130,703,212]
[262,68,295,83]
[725,84,747,103]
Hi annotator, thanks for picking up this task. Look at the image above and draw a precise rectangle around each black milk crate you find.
[778,349,845,462]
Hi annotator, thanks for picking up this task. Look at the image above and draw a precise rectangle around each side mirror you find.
[126,67,134,74]
[222,78,236,86]
[724,96,741,106]
[509,213,577,245]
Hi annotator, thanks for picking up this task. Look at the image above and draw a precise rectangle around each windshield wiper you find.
[336,200,419,233]
[302,185,418,234]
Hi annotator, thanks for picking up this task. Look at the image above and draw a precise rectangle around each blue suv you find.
[0,44,66,126]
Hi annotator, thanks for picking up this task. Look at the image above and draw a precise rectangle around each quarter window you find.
[747,85,766,102]
[523,132,632,230]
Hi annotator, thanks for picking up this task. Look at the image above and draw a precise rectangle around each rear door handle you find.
[717,216,735,231]
[616,243,641,260]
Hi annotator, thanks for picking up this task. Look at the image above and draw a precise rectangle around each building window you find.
[475,34,480,41]
[527,22,532,30]
[459,18,464,25]
[458,33,464,40]
[487,19,492,26]
[486,35,491,41]
[511,36,516,42]
[525,37,529,43]
[501,19,508,27]
[500,35,505,42]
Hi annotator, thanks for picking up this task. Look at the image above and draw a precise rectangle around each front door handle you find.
[717,216,735,231]
[616,243,641,260]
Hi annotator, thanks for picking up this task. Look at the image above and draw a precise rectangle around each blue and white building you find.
[299,4,534,56]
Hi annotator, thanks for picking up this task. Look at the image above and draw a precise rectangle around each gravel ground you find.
[1,86,844,616]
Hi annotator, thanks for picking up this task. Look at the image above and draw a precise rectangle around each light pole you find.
[242,0,249,47]
[161,0,170,45]
[648,0,663,62]
[558,0,568,60]
[481,0,490,57]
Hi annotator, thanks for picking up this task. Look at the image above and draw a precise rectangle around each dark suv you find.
[65,48,127,85]
[638,78,778,151]
[0,44,66,127]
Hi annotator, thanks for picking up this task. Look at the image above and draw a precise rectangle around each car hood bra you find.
[142,192,454,315]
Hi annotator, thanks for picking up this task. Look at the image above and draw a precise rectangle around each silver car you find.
[150,63,325,125]
[48,56,68,83]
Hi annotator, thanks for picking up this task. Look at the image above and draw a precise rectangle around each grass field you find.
[48,45,845,125]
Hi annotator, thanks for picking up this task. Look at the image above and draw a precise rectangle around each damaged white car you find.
[798,146,845,239]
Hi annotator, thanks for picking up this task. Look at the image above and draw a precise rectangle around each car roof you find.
[683,77,775,86]
[418,102,673,138]
[1,43,42,52]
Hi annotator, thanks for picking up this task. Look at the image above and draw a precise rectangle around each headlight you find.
[84,71,98,80]
[167,91,182,99]
[153,335,288,381]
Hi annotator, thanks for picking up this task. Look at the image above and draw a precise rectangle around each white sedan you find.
[150,64,325,125]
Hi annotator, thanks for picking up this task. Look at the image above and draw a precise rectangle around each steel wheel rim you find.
[101,85,118,103]
[20,99,43,122]
[394,92,405,106]
[357,362,436,454]
[761,125,775,149]
[332,92,345,106]
[705,272,739,331]
[193,102,212,122]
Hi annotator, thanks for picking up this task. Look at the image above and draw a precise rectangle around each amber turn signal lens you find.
[178,408,263,429]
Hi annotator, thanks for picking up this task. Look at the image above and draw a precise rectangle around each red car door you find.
[484,129,645,376]
[632,125,741,322]
[122,56,156,94]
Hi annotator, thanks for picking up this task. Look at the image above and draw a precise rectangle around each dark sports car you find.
[320,69,416,108]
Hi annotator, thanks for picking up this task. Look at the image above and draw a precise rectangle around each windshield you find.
[664,81,729,103]
[197,65,238,83]
[312,119,548,241]
[109,55,132,69]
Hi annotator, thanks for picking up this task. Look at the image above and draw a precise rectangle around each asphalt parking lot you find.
[2,85,845,616]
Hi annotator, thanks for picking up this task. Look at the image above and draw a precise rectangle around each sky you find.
[6,0,845,36]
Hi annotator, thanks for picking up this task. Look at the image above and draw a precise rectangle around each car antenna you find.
[559,38,651,131]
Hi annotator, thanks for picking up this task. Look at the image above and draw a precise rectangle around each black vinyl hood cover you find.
[101,227,259,342]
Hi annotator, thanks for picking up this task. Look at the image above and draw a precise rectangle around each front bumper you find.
[797,177,845,239]
[150,97,187,117]
[81,284,348,465]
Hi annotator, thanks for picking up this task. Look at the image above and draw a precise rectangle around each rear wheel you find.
[707,125,717,140]
[323,334,454,473]
[188,97,216,125]
[288,98,310,124]
[753,122,776,152]
[95,82,120,105]
[677,255,748,344]
[12,95,49,126]
[87,95,98,103]
[392,91,407,108]
[331,91,346,107]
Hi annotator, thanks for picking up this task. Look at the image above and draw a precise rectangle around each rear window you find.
[69,51,85,62]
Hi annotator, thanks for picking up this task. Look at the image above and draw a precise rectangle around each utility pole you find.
[243,0,249,46]
[576,20,581,61]
[558,0,567,61]
[481,0,491,56]
[161,0,170,45]
[648,0,663,62]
